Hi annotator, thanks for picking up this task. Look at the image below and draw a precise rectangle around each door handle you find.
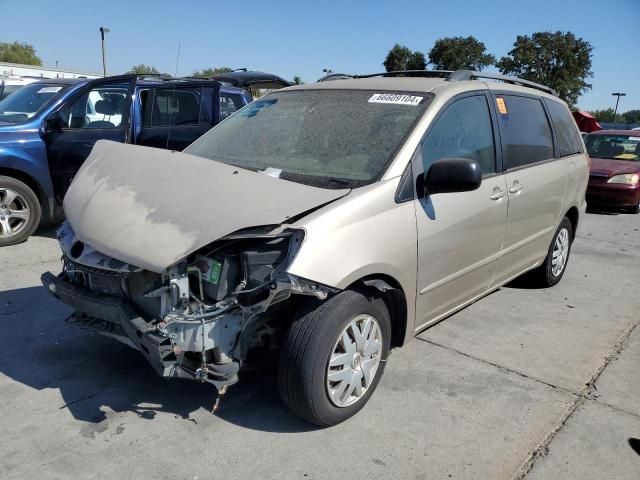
[489,188,506,200]
[509,181,523,194]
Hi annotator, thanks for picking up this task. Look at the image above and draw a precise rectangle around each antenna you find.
[166,43,181,150]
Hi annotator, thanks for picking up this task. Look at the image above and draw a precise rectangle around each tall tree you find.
[0,41,42,65]
[383,44,425,72]
[623,109,640,124]
[292,76,304,85]
[428,36,495,71]
[497,31,593,106]
[192,67,233,78]
[128,64,159,75]
[406,52,426,70]
[587,108,618,123]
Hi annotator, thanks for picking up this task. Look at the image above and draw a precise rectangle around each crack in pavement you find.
[417,317,640,480]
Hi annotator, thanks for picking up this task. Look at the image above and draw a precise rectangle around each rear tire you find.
[278,290,391,426]
[530,216,573,287]
[0,176,41,247]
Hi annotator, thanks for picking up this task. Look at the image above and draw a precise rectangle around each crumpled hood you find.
[64,140,349,273]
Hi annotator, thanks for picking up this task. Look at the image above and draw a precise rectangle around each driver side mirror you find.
[424,157,482,195]
[44,113,66,132]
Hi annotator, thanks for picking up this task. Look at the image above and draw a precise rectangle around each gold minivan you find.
[42,71,589,426]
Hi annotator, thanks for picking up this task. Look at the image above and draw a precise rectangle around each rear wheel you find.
[0,176,41,247]
[278,290,391,426]
[530,216,573,287]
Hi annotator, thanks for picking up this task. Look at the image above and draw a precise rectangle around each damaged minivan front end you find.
[42,221,333,389]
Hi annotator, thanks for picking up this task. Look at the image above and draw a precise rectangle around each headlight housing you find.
[607,173,639,185]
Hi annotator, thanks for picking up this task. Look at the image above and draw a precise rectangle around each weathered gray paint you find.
[64,140,348,272]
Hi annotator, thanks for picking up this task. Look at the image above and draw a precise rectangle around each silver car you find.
[42,71,589,426]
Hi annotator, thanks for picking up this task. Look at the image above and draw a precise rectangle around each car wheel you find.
[629,203,640,214]
[0,176,41,247]
[278,290,391,426]
[531,216,573,287]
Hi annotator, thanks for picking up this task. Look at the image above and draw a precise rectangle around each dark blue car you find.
[0,73,267,245]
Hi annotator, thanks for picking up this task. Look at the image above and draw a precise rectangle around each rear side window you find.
[496,95,554,169]
[143,88,202,127]
[545,99,583,157]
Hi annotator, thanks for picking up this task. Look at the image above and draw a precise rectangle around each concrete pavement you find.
[0,212,638,479]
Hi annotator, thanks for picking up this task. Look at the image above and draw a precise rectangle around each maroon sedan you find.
[584,130,640,213]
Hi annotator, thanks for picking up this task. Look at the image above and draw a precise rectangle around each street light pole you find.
[612,92,626,123]
[99,27,110,77]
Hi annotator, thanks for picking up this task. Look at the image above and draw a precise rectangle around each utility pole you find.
[612,92,626,123]
[99,27,110,77]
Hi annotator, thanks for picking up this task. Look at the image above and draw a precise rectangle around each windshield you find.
[185,89,431,188]
[0,83,69,124]
[585,134,640,161]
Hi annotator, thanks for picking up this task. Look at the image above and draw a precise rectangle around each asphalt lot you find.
[0,211,639,480]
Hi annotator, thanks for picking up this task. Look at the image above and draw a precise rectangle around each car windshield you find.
[585,134,640,161]
[185,89,431,189]
[0,83,69,124]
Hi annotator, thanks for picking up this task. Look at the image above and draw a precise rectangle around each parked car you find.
[0,76,38,100]
[584,130,640,213]
[42,70,588,426]
[0,74,254,245]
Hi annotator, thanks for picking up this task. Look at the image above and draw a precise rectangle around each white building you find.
[0,62,101,79]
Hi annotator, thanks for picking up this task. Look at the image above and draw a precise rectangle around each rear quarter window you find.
[545,99,583,157]
[496,95,554,169]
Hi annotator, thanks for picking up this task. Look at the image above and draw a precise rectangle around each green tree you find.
[428,36,495,71]
[497,31,593,107]
[128,64,159,75]
[0,41,42,65]
[587,108,616,123]
[383,44,425,72]
[192,67,233,78]
[623,109,640,124]
[407,52,427,70]
[292,75,304,85]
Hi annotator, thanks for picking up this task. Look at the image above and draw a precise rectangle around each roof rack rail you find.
[447,70,557,96]
[313,69,557,96]
[355,70,453,79]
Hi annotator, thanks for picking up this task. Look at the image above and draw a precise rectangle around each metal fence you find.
[599,122,640,130]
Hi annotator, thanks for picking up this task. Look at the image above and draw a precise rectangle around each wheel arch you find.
[346,274,408,349]
[564,205,580,240]
[0,167,52,221]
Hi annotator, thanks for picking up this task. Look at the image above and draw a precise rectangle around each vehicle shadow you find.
[0,285,316,433]
[34,224,59,239]
[586,206,623,216]
[628,438,640,457]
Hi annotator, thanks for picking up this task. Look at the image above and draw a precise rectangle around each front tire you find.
[530,216,573,287]
[0,176,41,247]
[278,290,391,426]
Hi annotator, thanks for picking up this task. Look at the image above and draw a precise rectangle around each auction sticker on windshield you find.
[368,93,423,106]
[37,87,63,94]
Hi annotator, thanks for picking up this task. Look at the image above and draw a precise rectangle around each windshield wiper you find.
[326,178,352,187]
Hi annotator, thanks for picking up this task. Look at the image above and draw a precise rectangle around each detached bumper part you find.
[41,271,239,388]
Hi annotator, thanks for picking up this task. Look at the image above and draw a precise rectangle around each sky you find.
[1,0,638,111]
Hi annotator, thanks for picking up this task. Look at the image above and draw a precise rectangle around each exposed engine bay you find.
[42,221,334,392]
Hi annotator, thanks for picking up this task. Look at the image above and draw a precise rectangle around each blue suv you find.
[0,72,290,245]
